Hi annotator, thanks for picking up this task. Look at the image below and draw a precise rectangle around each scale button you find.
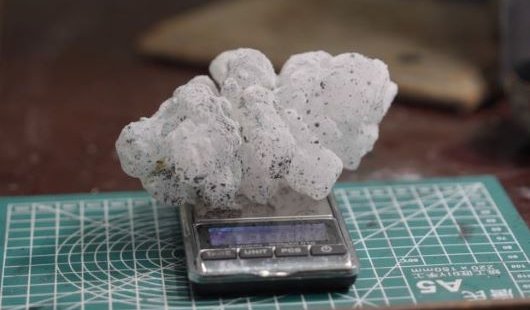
[310,244,347,256]
[239,247,273,259]
[201,249,237,260]
[275,246,308,257]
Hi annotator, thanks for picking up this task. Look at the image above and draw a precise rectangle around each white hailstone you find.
[116,48,397,207]
[282,109,343,200]
[277,51,398,169]
[116,78,241,207]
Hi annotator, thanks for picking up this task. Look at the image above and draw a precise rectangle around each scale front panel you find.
[180,195,359,295]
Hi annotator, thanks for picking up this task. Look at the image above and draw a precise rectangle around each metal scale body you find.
[179,189,359,295]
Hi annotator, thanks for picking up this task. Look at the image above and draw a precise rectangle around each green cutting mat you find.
[1,176,530,309]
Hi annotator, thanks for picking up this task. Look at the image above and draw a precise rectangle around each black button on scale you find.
[239,247,273,258]
[201,249,237,260]
[275,245,309,257]
[310,244,347,256]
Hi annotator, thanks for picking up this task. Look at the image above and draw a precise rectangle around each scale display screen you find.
[208,223,327,246]
[205,222,334,247]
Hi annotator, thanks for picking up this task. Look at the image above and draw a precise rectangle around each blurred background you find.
[0,0,529,217]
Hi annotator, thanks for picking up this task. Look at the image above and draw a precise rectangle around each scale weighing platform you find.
[1,175,530,309]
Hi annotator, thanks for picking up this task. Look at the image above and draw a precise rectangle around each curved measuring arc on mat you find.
[28,233,137,308]
[56,211,184,306]
[46,202,176,248]
[46,203,280,309]
[55,216,171,305]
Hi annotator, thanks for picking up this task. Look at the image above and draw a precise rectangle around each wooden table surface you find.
[1,0,529,224]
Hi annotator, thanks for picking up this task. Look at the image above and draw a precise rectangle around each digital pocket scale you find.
[179,190,359,295]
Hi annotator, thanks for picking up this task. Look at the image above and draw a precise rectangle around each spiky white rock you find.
[116,48,397,207]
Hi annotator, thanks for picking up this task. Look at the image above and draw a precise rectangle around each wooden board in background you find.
[139,0,499,111]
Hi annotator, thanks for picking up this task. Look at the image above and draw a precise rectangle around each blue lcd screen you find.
[208,223,328,246]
